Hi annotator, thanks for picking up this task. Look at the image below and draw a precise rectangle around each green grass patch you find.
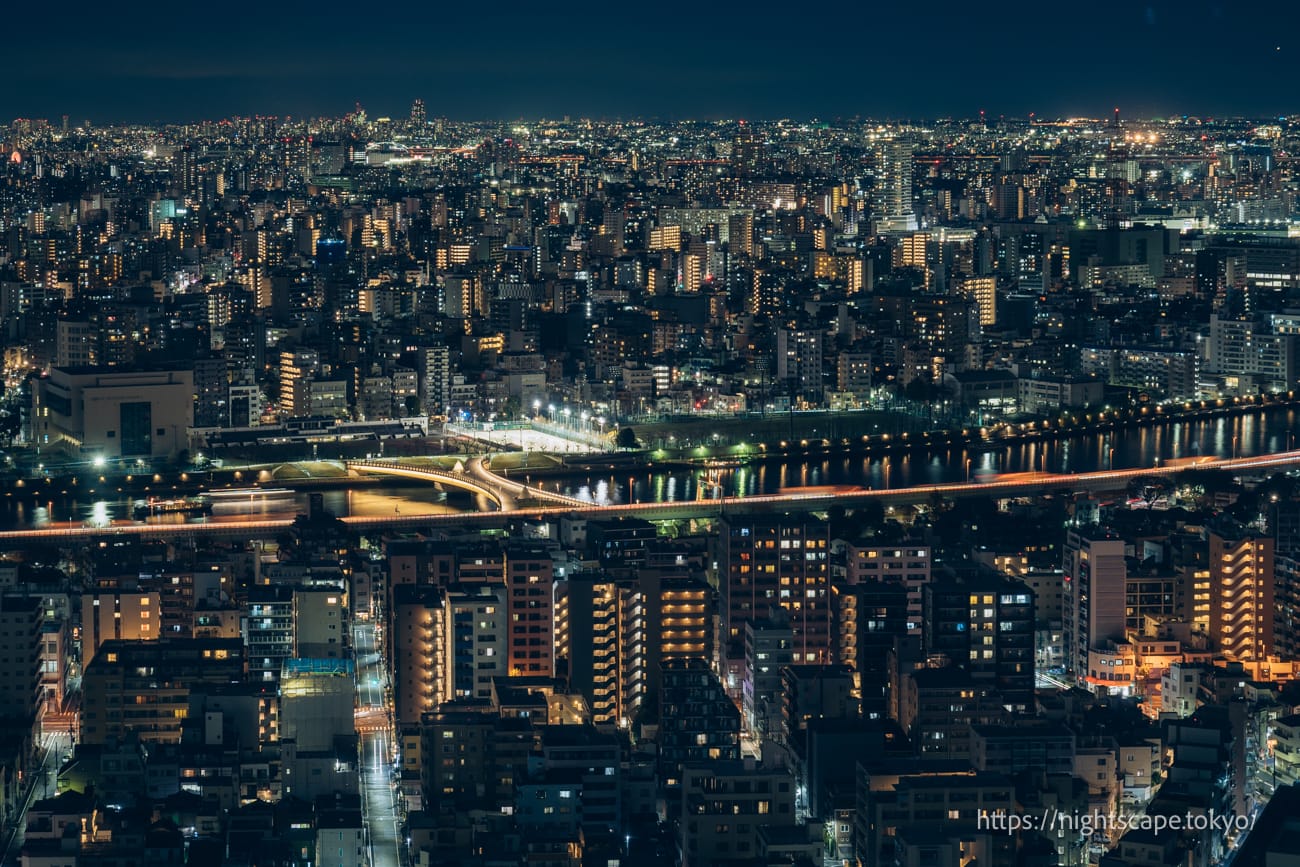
[488,452,563,472]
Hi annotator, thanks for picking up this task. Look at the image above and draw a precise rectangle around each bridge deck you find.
[1,450,1297,547]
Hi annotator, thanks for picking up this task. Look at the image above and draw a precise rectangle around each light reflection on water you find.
[1,484,465,531]
[5,411,1296,526]
[553,410,1300,504]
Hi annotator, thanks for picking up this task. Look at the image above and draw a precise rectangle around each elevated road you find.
[468,456,588,508]
[1,450,1297,547]
[348,459,511,509]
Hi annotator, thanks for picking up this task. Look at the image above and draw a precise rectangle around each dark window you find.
[120,402,153,456]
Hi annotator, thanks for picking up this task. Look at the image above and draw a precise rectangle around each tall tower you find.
[410,98,427,126]
[730,123,763,177]
[873,138,916,230]
[1105,107,1130,228]
[177,144,197,198]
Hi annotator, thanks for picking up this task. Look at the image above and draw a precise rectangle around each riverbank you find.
[559,394,1300,472]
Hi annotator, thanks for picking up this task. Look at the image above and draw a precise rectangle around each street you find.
[355,623,403,867]
[1,732,70,866]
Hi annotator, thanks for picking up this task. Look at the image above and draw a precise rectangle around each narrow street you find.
[1,732,70,866]
[355,622,402,867]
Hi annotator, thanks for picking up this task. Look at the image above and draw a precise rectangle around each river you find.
[5,411,1297,528]
[0,482,471,532]
[542,410,1300,505]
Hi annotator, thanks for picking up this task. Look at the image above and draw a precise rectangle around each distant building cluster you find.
[3,106,1300,867]
[4,111,1300,462]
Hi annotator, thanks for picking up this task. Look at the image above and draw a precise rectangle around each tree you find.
[903,376,936,403]
[617,426,639,449]
[0,408,19,447]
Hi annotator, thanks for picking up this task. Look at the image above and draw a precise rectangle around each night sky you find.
[7,0,1297,123]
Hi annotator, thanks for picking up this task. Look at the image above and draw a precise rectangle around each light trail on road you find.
[2,449,1298,546]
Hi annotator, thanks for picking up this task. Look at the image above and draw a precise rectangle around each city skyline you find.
[8,36,1300,864]
[7,0,1298,123]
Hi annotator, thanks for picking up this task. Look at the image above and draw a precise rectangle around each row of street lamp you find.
[533,400,607,438]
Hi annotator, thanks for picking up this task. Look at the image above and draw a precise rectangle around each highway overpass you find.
[1,449,1296,548]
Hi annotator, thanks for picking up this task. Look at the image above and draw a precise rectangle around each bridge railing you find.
[347,459,507,507]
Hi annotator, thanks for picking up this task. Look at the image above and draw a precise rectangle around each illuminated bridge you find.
[1,450,1298,548]
[347,459,513,509]
[347,457,588,511]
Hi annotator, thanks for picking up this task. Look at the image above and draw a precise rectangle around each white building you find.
[1206,314,1298,393]
[32,366,194,459]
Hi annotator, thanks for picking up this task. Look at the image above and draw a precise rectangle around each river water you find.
[5,411,1296,527]
[543,410,1300,505]
[0,483,469,531]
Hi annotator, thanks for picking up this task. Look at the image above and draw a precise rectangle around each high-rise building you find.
[833,580,907,721]
[1206,314,1299,393]
[1208,527,1275,661]
[744,616,794,737]
[0,595,42,735]
[1063,530,1127,679]
[192,357,228,428]
[776,326,824,401]
[418,345,450,417]
[446,583,507,701]
[80,638,244,745]
[648,574,714,686]
[391,584,449,728]
[717,516,833,667]
[873,138,916,231]
[419,709,532,817]
[81,591,162,666]
[728,211,755,257]
[247,585,295,685]
[557,570,712,728]
[294,587,348,660]
[678,761,798,867]
[505,544,555,677]
[962,276,998,327]
[278,348,319,418]
[659,659,740,782]
[1276,554,1300,661]
[923,575,1036,712]
[556,573,628,727]
[410,98,426,126]
[730,125,765,177]
[837,541,933,635]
